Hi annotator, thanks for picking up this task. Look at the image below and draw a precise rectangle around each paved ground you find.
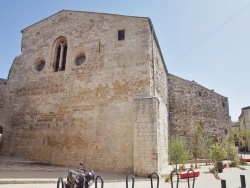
[0,155,250,188]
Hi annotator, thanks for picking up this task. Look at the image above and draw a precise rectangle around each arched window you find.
[54,37,67,72]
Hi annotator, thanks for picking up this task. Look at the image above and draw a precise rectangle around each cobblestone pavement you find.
[0,155,250,188]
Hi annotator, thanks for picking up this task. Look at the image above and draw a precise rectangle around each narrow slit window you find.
[99,42,101,53]
[118,30,125,41]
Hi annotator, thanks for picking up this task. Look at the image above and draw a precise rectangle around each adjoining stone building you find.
[168,74,230,143]
[231,121,240,147]
[239,106,250,151]
[0,10,230,176]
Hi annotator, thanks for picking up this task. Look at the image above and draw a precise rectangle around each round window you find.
[37,60,45,71]
[75,55,86,66]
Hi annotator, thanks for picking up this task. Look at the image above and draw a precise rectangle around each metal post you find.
[150,172,159,188]
[221,179,226,188]
[240,175,246,188]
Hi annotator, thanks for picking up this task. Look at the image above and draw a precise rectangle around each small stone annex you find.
[0,10,230,176]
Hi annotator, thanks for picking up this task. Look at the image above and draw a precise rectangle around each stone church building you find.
[0,10,230,176]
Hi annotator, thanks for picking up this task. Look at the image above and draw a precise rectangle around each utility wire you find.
[169,3,250,64]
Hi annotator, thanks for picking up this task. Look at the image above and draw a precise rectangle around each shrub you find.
[239,160,248,166]
[227,148,238,161]
[228,161,238,167]
[169,136,190,170]
[190,163,194,170]
[165,174,171,182]
[210,143,227,162]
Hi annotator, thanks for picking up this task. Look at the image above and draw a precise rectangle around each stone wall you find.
[168,74,230,143]
[133,34,169,174]
[0,78,12,154]
[134,97,159,175]
[0,79,7,110]
[150,35,168,173]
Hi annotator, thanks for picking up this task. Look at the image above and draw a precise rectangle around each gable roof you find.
[21,10,149,33]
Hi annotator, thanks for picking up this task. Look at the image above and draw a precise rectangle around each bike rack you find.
[57,177,64,188]
[186,169,195,188]
[126,174,135,188]
[95,175,104,188]
[150,172,159,188]
[170,170,179,188]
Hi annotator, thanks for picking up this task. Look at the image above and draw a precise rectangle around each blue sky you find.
[0,0,250,121]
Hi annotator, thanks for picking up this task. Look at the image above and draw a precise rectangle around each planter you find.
[222,163,227,169]
[179,170,200,179]
[240,158,250,162]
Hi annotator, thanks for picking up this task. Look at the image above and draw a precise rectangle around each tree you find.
[169,136,190,170]
[227,129,250,154]
[210,143,227,163]
[238,129,250,153]
[204,137,213,165]
[189,124,204,168]
[226,129,239,160]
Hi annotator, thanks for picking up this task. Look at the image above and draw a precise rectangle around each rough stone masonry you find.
[0,10,230,176]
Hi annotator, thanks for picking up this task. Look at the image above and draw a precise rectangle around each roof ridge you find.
[21,9,149,32]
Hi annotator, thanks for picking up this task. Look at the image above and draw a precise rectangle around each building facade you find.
[239,106,250,151]
[0,10,230,175]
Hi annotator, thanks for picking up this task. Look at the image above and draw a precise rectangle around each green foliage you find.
[227,130,238,146]
[228,161,238,167]
[189,124,204,167]
[228,129,250,150]
[210,143,227,162]
[204,137,213,165]
[229,161,247,170]
[169,136,190,170]
[165,174,172,182]
[239,160,248,166]
[227,148,239,161]
[238,129,250,140]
